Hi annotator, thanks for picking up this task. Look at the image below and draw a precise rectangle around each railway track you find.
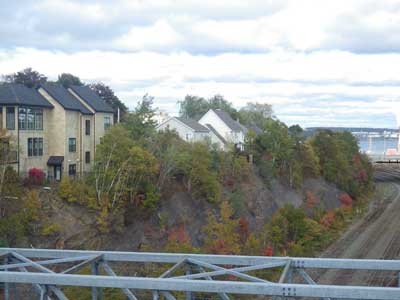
[315,166,400,287]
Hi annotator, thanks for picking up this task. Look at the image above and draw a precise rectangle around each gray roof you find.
[176,117,209,132]
[0,83,53,108]
[212,109,244,132]
[205,124,227,144]
[247,124,263,135]
[41,84,93,115]
[69,85,114,113]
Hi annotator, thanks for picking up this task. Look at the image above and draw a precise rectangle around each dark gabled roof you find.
[247,124,263,135]
[0,83,53,108]
[40,84,93,115]
[69,85,114,113]
[212,109,244,132]
[176,117,209,132]
[205,124,227,144]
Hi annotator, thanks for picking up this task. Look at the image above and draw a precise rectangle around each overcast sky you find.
[1,0,400,128]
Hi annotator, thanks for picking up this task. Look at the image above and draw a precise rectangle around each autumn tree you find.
[4,68,47,88]
[203,201,241,254]
[93,125,159,211]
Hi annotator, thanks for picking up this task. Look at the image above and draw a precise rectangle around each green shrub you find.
[41,223,61,236]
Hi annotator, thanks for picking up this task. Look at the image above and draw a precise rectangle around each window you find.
[18,107,43,130]
[6,107,15,130]
[85,120,90,135]
[18,108,26,130]
[68,138,76,152]
[68,164,76,176]
[85,151,90,164]
[27,108,35,130]
[27,138,43,157]
[104,116,111,130]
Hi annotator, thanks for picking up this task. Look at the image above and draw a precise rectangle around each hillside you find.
[13,167,345,253]
[0,98,374,258]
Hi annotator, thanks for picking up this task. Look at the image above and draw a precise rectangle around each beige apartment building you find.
[0,83,114,180]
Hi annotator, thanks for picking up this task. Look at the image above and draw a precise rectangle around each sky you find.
[1,0,400,128]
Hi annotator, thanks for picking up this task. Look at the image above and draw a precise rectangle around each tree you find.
[255,119,296,185]
[4,68,47,88]
[93,125,159,211]
[208,95,238,119]
[57,73,84,88]
[90,82,128,120]
[203,201,241,254]
[177,143,220,203]
[123,94,157,144]
[178,94,238,120]
[0,130,17,201]
[238,102,273,128]
[178,95,209,120]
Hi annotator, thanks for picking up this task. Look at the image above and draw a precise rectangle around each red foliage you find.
[238,217,249,243]
[352,154,361,165]
[305,191,319,209]
[207,239,237,255]
[319,211,336,227]
[168,225,190,244]
[223,177,235,188]
[27,168,45,185]
[355,169,368,182]
[262,245,273,256]
[339,193,353,207]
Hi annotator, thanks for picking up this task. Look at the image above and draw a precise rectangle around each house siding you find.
[157,117,209,142]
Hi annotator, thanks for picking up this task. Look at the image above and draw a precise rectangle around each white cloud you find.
[1,47,399,127]
[2,0,400,127]
[115,20,183,51]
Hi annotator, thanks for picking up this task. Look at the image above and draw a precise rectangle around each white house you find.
[157,117,210,143]
[156,109,253,151]
[199,109,247,150]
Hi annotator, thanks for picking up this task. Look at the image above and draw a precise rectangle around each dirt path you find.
[315,166,400,287]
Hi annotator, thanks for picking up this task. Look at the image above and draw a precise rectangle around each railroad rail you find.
[0,248,399,299]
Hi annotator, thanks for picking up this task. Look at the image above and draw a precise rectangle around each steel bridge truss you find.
[0,248,400,300]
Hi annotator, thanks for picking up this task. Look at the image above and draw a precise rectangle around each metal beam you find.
[177,258,272,282]
[10,251,69,300]
[195,265,230,300]
[2,248,400,270]
[297,269,331,300]
[62,255,102,274]
[1,272,400,299]
[0,255,99,270]
[101,261,138,300]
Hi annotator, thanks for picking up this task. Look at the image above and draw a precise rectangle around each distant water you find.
[357,137,398,154]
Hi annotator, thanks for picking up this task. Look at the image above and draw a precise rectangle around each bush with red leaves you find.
[262,245,273,256]
[238,217,249,243]
[319,211,336,227]
[305,190,319,209]
[339,193,352,207]
[27,168,45,185]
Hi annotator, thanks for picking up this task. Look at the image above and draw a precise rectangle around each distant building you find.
[199,109,247,150]
[0,83,114,180]
[157,108,253,151]
[156,117,210,143]
[152,110,170,125]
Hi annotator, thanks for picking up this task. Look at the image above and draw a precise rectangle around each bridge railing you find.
[0,248,399,300]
